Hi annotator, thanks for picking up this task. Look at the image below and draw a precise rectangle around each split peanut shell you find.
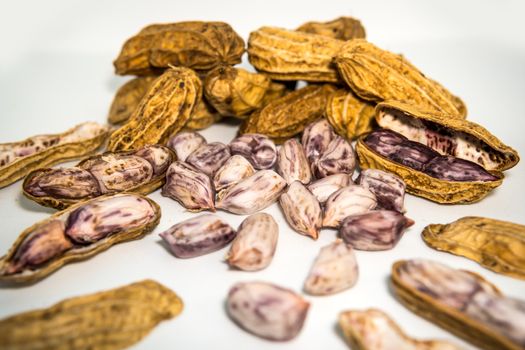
[356,101,519,203]
[0,193,161,284]
[23,145,175,209]
[0,279,182,350]
[0,122,108,188]
[391,259,525,350]
[422,216,525,280]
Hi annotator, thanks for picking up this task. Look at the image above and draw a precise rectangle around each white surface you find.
[1,1,525,349]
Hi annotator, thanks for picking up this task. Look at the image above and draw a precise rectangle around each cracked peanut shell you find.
[248,26,344,83]
[23,145,174,210]
[0,279,182,350]
[107,67,201,151]
[114,21,245,76]
[356,101,519,203]
[335,40,467,118]
[391,259,525,350]
[296,16,366,40]
[422,216,525,280]
[326,88,376,140]
[0,193,160,284]
[240,84,336,143]
[0,122,108,188]
[339,308,462,350]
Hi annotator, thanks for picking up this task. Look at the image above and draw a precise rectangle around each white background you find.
[1,1,525,349]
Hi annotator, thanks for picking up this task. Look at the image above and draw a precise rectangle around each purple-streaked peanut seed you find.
[24,168,100,199]
[304,239,358,295]
[186,142,231,176]
[311,135,356,178]
[424,156,499,182]
[65,195,156,244]
[227,213,278,271]
[159,214,236,258]
[277,138,312,185]
[302,118,336,163]
[279,181,322,240]
[216,170,286,215]
[161,161,215,212]
[229,134,277,170]
[81,154,153,193]
[167,131,206,162]
[213,155,255,193]
[340,210,414,251]
[323,185,377,228]
[226,281,310,341]
[3,220,71,275]
[357,169,406,212]
[133,144,173,175]
[307,174,352,203]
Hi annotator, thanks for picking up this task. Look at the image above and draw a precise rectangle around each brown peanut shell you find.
[114,21,245,76]
[248,26,344,83]
[335,40,467,118]
[107,67,201,151]
[240,84,336,143]
[422,217,525,280]
[107,76,157,124]
[296,16,366,40]
[0,122,108,189]
[391,260,520,350]
[0,279,182,350]
[0,193,161,284]
[185,98,222,130]
[204,65,276,118]
[326,88,376,140]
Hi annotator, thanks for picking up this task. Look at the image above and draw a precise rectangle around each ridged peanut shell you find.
[296,16,366,40]
[0,193,161,284]
[185,98,222,130]
[326,88,376,140]
[0,122,108,188]
[356,138,503,204]
[391,260,522,350]
[107,76,157,124]
[422,217,525,280]
[0,279,182,350]
[204,65,273,118]
[114,21,245,75]
[335,40,467,118]
[240,84,336,143]
[107,67,201,151]
[22,146,175,210]
[248,26,344,83]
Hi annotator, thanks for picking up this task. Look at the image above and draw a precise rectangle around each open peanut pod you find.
[355,101,519,203]
[0,193,161,284]
[0,122,108,188]
[391,259,525,350]
[23,144,174,210]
